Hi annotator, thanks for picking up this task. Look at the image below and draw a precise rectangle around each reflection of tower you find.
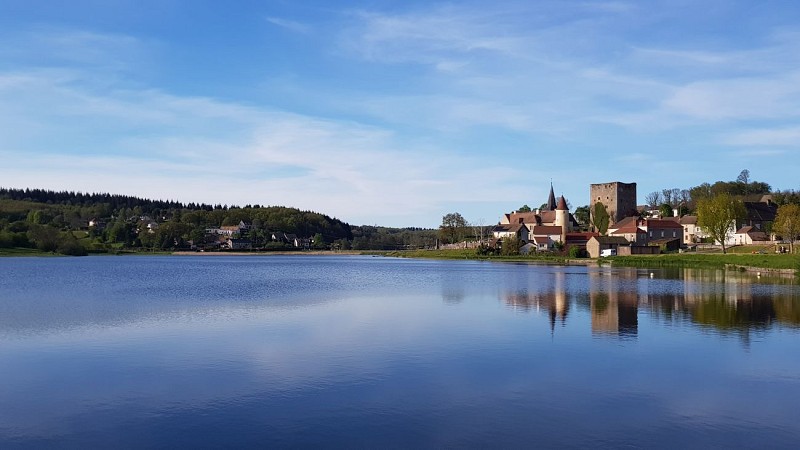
[550,270,569,333]
[589,268,638,337]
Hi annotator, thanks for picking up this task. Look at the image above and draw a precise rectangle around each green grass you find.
[366,248,800,274]
[0,247,57,257]
[367,249,577,264]
[610,253,799,271]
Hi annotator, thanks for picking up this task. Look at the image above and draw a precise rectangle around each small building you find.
[649,237,681,252]
[492,223,528,242]
[741,200,777,231]
[679,215,702,244]
[226,238,253,250]
[88,218,107,231]
[734,226,770,245]
[642,219,683,242]
[586,236,630,259]
[609,225,647,244]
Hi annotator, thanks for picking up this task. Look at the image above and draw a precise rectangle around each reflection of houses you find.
[588,269,639,337]
[502,271,569,332]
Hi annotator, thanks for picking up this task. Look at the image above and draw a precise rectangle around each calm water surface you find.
[1,255,799,448]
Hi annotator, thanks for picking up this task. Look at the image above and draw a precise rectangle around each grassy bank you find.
[0,247,57,257]
[610,253,800,272]
[369,249,581,264]
[370,248,800,274]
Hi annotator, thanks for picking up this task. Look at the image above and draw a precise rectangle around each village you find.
[488,181,782,258]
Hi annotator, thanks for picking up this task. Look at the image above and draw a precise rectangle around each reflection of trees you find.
[774,299,800,327]
[690,295,775,331]
[442,290,464,304]
[499,266,800,341]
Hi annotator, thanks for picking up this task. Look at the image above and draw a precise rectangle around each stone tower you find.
[555,195,570,243]
[589,181,637,227]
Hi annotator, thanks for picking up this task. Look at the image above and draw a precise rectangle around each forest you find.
[0,187,434,255]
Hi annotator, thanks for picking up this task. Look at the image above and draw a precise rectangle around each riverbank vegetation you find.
[373,248,800,273]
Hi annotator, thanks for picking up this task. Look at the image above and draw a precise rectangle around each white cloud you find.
[266,17,311,34]
[0,68,526,226]
[723,127,800,147]
[663,72,800,120]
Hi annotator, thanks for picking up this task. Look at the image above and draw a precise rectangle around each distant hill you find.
[0,187,352,253]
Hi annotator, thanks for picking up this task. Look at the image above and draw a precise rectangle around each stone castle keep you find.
[589,181,637,226]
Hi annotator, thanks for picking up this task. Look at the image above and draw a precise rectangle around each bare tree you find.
[662,189,673,207]
[471,218,491,242]
[680,189,692,205]
[737,169,750,185]
[670,188,682,207]
[737,169,751,195]
[645,191,662,209]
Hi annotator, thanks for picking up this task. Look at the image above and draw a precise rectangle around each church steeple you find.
[546,182,557,211]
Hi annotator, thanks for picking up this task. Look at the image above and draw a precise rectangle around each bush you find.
[569,246,584,258]
[57,241,88,256]
[476,243,497,256]
[500,237,521,256]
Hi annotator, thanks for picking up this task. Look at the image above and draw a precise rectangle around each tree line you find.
[0,187,361,254]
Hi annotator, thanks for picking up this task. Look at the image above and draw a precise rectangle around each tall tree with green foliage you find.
[439,212,468,244]
[774,203,800,253]
[574,205,590,225]
[659,203,673,218]
[696,193,745,254]
[592,202,610,235]
[500,235,521,256]
[517,204,532,212]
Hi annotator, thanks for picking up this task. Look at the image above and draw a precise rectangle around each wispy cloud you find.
[723,127,800,147]
[266,17,311,34]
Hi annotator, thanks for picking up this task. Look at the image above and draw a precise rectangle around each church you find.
[492,184,582,251]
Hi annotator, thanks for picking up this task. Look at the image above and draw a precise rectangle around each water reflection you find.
[503,270,569,332]
[499,266,800,340]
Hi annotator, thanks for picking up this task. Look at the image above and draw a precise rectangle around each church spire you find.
[546,182,557,211]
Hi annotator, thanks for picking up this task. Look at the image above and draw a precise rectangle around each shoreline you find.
[171,250,364,256]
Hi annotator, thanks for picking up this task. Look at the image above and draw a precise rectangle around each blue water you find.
[1,255,799,448]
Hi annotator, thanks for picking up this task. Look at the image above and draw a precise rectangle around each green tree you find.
[312,233,326,249]
[439,212,468,244]
[517,204,532,212]
[574,205,590,225]
[500,236,521,256]
[696,193,745,254]
[659,203,673,218]
[592,202,610,235]
[56,232,88,256]
[774,203,800,253]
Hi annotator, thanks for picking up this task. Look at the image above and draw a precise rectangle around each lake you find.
[1,255,799,448]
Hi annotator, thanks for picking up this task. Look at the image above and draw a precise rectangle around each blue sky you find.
[1,1,799,227]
